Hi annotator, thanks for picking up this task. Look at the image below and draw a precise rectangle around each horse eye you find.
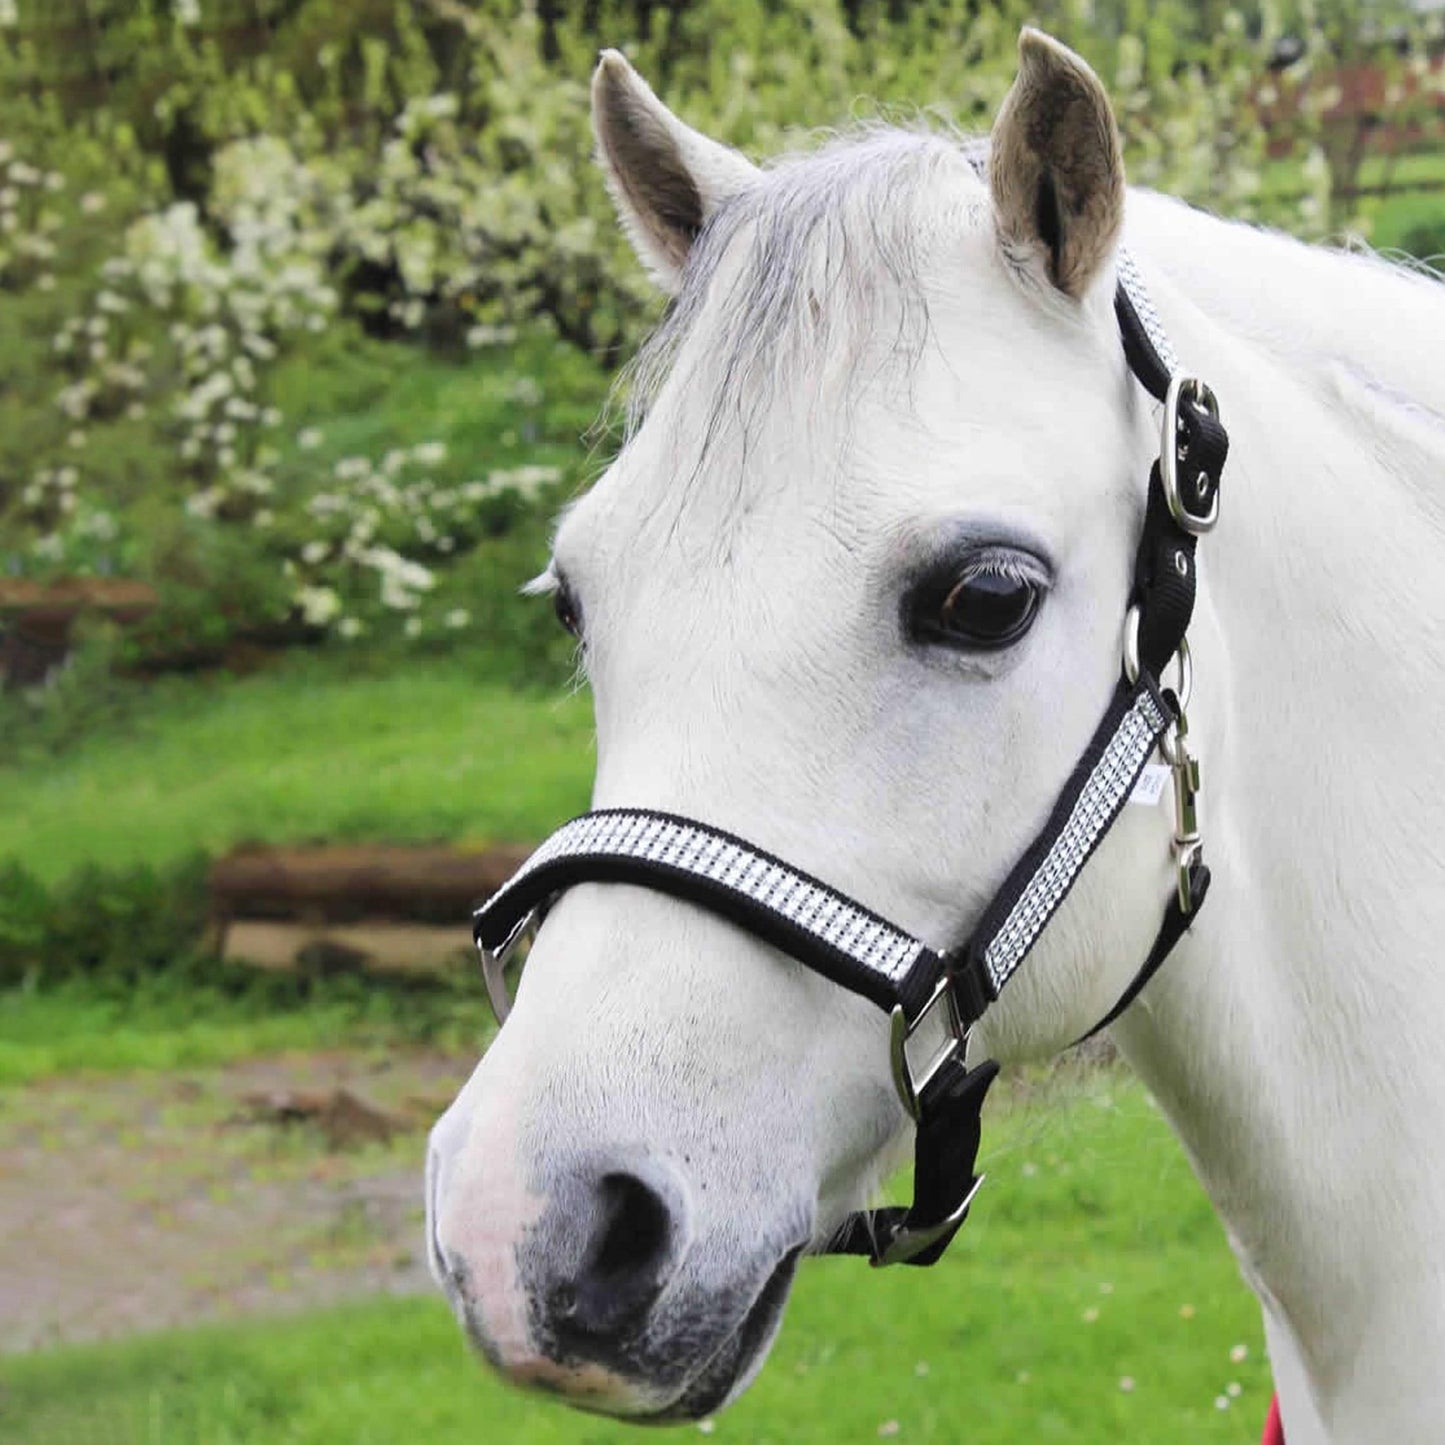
[916,567,1041,651]
[553,582,582,639]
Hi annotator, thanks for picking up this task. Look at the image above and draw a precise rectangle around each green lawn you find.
[0,969,495,1087]
[0,653,595,883]
[1257,146,1445,254]
[0,1072,1268,1445]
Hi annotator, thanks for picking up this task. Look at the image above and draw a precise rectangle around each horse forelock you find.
[619,127,993,472]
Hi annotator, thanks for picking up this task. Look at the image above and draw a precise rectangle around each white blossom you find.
[297,585,342,626]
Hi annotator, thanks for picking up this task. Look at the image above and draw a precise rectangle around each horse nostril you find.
[591,1172,671,1284]
[554,1168,679,1340]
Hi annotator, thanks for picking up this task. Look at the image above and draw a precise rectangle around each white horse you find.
[428,31,1445,1442]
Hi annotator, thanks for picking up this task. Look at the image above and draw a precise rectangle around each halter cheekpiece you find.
[472,252,1229,1269]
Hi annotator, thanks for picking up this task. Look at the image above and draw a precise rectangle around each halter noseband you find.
[472,253,1229,1268]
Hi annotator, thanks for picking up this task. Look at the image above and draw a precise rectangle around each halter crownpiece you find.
[473,251,1228,1268]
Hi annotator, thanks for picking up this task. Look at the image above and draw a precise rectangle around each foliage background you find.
[0,0,1441,687]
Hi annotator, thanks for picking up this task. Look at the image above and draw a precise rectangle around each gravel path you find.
[0,1048,471,1354]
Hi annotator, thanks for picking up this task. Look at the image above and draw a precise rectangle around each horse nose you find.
[532,1158,689,1343]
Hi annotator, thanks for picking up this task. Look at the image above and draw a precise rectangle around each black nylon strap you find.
[1130,421,1226,677]
[1078,858,1211,1043]
[1115,280,1172,402]
[1133,461,1199,676]
[828,1059,999,1266]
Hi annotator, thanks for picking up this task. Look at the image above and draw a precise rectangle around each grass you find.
[1348,150,1445,255]
[1256,145,1445,254]
[0,650,595,883]
[0,968,495,1087]
[0,1072,1269,1445]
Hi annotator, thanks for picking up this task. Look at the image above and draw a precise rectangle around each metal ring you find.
[1160,374,1221,536]
[1123,605,1143,686]
[478,909,539,1026]
[1171,634,1193,712]
[1123,606,1192,711]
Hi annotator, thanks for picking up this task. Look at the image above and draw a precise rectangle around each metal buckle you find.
[888,978,968,1122]
[1161,709,1204,913]
[1160,374,1221,535]
[1122,611,1205,913]
[876,1174,987,1267]
[477,908,539,1025]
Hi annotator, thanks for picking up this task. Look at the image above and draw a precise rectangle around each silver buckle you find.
[477,909,539,1025]
[1161,709,1204,913]
[1160,374,1221,535]
[876,1174,987,1268]
[888,978,968,1122]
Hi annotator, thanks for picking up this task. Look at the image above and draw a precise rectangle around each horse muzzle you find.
[426,1120,808,1419]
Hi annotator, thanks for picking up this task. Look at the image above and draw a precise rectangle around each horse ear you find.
[990,29,1125,300]
[592,49,759,294]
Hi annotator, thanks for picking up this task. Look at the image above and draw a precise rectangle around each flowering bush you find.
[0,144,67,293]
[282,442,563,639]
[0,0,1438,670]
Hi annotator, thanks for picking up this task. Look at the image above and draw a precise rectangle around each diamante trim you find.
[479,811,926,984]
[982,689,1168,991]
[1116,250,1179,380]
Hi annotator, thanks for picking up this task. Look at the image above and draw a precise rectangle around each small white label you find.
[1129,763,1171,808]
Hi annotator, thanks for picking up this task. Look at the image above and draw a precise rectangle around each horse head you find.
[428,31,1193,1420]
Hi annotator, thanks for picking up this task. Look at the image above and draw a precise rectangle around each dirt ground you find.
[0,1048,474,1354]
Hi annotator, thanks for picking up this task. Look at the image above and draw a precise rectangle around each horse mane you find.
[1127,187,1445,452]
[617,120,1445,513]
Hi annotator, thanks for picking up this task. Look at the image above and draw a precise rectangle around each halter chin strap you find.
[472,252,1228,1268]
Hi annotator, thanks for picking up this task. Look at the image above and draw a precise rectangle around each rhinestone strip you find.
[482,811,926,984]
[982,689,1168,992]
[1116,250,1180,379]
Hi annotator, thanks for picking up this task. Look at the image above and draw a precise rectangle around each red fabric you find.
[1262,1393,1285,1445]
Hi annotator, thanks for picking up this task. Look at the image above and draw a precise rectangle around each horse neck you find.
[1107,196,1445,1436]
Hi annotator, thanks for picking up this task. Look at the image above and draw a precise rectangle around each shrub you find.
[1398,215,1445,264]
[0,0,1439,674]
[0,855,211,989]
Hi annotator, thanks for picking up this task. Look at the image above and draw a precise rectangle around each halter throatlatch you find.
[472,251,1228,1268]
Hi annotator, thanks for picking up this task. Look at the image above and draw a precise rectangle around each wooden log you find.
[0,578,159,688]
[0,578,160,625]
[220,919,477,976]
[209,843,532,926]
